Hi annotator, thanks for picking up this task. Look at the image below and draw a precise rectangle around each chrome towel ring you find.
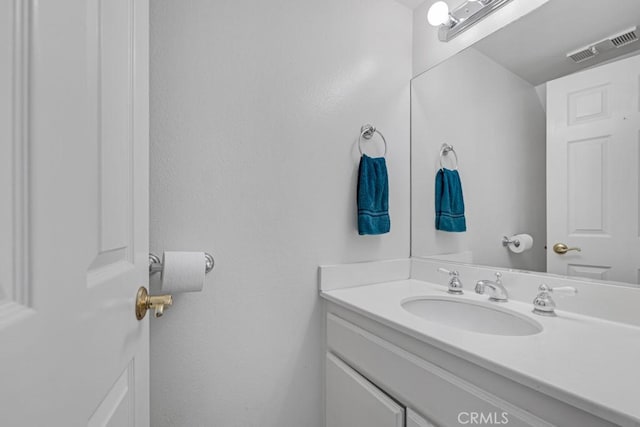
[358,124,388,158]
[439,143,458,170]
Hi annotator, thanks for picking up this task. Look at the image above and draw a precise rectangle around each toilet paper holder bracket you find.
[502,236,521,248]
[148,252,215,275]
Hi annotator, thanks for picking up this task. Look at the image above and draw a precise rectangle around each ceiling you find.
[395,0,426,10]
[474,0,640,85]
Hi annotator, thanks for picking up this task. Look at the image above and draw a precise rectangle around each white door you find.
[326,353,405,427]
[0,0,149,425]
[547,54,640,283]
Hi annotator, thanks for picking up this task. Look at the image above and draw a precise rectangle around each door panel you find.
[566,264,610,280]
[547,54,640,284]
[0,0,149,425]
[94,0,134,256]
[88,361,135,427]
[567,136,608,235]
[86,0,137,284]
[567,84,610,125]
[0,0,29,316]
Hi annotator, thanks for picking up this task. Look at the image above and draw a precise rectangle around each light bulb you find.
[427,1,450,27]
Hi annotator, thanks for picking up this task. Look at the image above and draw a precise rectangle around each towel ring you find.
[439,143,458,170]
[358,124,388,158]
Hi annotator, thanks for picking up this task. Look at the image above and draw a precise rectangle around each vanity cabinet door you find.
[326,352,405,427]
[407,409,437,427]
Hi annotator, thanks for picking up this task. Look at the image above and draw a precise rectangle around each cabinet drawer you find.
[407,408,437,427]
[326,352,404,427]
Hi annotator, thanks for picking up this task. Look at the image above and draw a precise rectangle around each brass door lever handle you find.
[135,286,173,320]
[553,243,582,255]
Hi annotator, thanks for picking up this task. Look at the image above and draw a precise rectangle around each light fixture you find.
[427,0,513,42]
[427,1,454,27]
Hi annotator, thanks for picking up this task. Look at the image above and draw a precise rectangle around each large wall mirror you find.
[411,0,640,286]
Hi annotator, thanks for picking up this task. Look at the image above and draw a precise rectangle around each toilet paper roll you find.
[509,234,533,254]
[161,251,206,293]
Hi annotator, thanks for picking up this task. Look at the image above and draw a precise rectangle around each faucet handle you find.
[539,284,578,296]
[437,268,463,295]
[437,267,458,276]
[532,284,577,316]
[495,272,502,284]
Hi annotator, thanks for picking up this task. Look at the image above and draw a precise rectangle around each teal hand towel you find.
[357,155,390,235]
[435,168,466,232]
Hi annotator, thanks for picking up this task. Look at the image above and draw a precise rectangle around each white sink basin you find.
[402,297,542,336]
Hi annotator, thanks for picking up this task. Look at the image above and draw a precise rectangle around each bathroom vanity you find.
[320,259,640,427]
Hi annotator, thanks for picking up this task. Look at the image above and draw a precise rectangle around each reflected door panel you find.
[547,54,640,284]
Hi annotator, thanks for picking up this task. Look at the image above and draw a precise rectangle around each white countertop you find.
[322,279,640,427]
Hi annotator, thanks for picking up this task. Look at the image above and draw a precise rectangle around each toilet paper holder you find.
[136,252,214,321]
[502,236,521,248]
[148,252,215,275]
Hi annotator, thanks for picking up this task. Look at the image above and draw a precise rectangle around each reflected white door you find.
[0,0,149,425]
[547,54,640,284]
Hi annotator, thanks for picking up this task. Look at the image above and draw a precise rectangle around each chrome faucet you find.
[475,272,508,302]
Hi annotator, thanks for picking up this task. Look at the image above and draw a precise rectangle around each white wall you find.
[150,1,412,426]
[412,0,550,77]
[411,48,546,272]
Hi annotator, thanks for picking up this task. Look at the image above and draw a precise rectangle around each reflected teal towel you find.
[357,155,390,235]
[435,168,466,232]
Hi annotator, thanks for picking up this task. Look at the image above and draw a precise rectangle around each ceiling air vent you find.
[610,28,638,48]
[567,47,598,63]
[567,27,639,64]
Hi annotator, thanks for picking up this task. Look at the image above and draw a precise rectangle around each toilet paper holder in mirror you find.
[148,252,215,275]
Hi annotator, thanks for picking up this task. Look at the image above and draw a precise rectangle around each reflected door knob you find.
[553,243,582,255]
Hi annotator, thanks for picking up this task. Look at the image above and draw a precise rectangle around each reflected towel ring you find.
[439,143,458,170]
[358,124,388,158]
